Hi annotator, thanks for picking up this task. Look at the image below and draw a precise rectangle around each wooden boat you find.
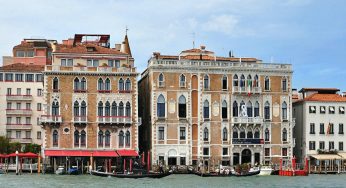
[90,170,171,178]
[194,172,231,177]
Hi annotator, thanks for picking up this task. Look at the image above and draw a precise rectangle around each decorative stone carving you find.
[169,99,175,114]
[212,102,219,116]
[273,103,280,117]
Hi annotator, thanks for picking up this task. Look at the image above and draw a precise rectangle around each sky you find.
[0,0,345,90]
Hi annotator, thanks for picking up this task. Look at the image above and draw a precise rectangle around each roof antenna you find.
[125,26,129,35]
[191,32,195,49]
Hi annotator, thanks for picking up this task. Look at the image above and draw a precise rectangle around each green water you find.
[0,173,345,188]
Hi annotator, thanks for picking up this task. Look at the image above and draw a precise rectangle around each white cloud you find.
[202,14,239,35]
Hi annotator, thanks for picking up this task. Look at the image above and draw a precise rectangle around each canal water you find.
[1,173,345,188]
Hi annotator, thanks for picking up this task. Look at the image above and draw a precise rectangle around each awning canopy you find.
[338,152,346,159]
[310,154,342,160]
[116,149,138,157]
[0,154,7,158]
[45,150,118,157]
[7,152,38,158]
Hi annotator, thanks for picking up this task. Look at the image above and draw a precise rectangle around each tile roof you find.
[181,48,214,53]
[0,63,44,72]
[297,93,346,103]
[156,54,258,62]
[299,88,340,92]
[54,43,128,55]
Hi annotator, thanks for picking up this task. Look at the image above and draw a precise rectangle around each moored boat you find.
[258,166,273,175]
[90,170,171,178]
[232,169,260,177]
[55,166,65,175]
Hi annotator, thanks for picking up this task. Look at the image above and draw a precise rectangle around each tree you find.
[23,143,41,154]
[0,136,10,154]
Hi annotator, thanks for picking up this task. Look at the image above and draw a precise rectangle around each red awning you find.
[44,150,118,157]
[0,154,7,158]
[6,152,38,158]
[116,149,138,157]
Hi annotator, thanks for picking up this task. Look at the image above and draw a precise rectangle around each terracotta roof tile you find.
[300,93,346,102]
[55,43,128,55]
[181,48,214,53]
[0,63,44,72]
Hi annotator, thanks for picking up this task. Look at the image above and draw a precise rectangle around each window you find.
[254,129,260,138]
[125,102,131,117]
[329,106,335,114]
[15,74,23,82]
[254,102,260,117]
[118,102,124,116]
[158,73,164,87]
[25,131,31,138]
[180,157,186,165]
[53,130,59,147]
[282,77,287,92]
[118,78,124,91]
[5,73,13,81]
[180,74,186,87]
[319,141,325,150]
[7,102,12,109]
[223,148,228,155]
[223,127,228,141]
[264,76,270,91]
[264,101,270,120]
[105,130,110,147]
[282,102,287,121]
[17,88,21,95]
[240,128,245,138]
[203,127,209,141]
[81,77,86,91]
[16,103,21,109]
[52,101,59,116]
[320,106,325,114]
[53,77,59,92]
[16,117,21,124]
[339,142,343,151]
[0,73,3,81]
[36,74,43,82]
[265,148,270,156]
[178,95,186,118]
[98,130,103,147]
[26,51,34,57]
[180,127,186,140]
[61,59,66,66]
[339,124,344,134]
[36,103,42,111]
[282,128,287,142]
[282,148,287,156]
[320,123,325,134]
[125,78,131,91]
[98,78,104,91]
[37,131,41,139]
[247,129,253,138]
[233,75,238,87]
[232,101,238,117]
[80,130,86,147]
[119,131,124,147]
[25,117,31,124]
[97,101,103,116]
[233,129,238,139]
[310,123,315,134]
[16,131,21,139]
[7,117,12,124]
[265,128,270,141]
[16,51,25,57]
[87,59,98,67]
[253,75,259,87]
[329,141,334,150]
[81,101,86,116]
[26,88,31,95]
[309,141,316,150]
[339,106,345,114]
[37,89,43,96]
[222,75,227,90]
[74,101,80,116]
[327,123,334,134]
[108,60,120,67]
[157,95,165,118]
[158,127,164,140]
[74,78,80,91]
[125,131,130,147]
[203,148,209,156]
[247,101,252,117]
[203,100,209,119]
[222,100,228,119]
[74,130,80,147]
[67,59,73,66]
[111,102,117,117]
[203,75,209,90]
[105,78,111,91]
[7,88,11,95]
[25,74,34,82]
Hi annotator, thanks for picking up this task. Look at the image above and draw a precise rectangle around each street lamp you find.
[15,150,19,175]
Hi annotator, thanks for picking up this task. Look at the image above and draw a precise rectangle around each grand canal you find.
[1,173,345,188]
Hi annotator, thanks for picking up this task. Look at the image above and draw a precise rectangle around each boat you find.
[252,166,273,175]
[232,169,260,177]
[68,167,80,175]
[194,172,231,177]
[90,170,171,178]
[55,166,65,175]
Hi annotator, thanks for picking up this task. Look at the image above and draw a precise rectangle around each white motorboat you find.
[55,166,65,175]
[259,166,273,175]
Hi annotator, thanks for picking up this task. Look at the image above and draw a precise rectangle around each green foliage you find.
[0,136,10,154]
[0,136,41,154]
[23,143,41,154]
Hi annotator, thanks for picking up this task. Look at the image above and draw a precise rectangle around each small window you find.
[320,123,325,134]
[61,59,67,66]
[37,103,42,111]
[203,75,209,90]
[203,127,209,141]
[158,73,164,87]
[265,148,270,156]
[37,89,43,96]
[15,74,23,82]
[310,123,315,134]
[339,106,345,114]
[329,106,335,114]
[339,124,344,134]
[264,76,270,91]
[25,74,34,82]
[158,127,165,140]
[320,106,325,114]
[222,148,228,155]
[329,141,334,150]
[26,51,34,57]
[282,148,287,156]
[222,75,227,90]
[319,141,325,150]
[179,74,186,88]
[16,51,25,57]
[37,131,41,139]
[5,73,13,81]
[309,141,316,150]
[36,74,43,82]
[203,148,209,156]
[0,73,3,81]
[309,106,316,113]
[180,127,186,140]
[282,77,287,92]
[339,142,344,151]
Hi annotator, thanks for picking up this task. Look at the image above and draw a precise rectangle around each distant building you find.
[138,46,294,167]
[293,88,346,163]
[0,63,45,147]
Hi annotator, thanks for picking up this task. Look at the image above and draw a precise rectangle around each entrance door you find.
[168,157,177,165]
[241,149,251,164]
[233,153,240,165]
[255,153,260,164]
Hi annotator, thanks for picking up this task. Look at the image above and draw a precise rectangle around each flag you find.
[247,79,252,96]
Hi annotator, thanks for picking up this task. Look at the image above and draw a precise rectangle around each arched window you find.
[223,127,228,141]
[98,78,103,91]
[179,74,186,87]
[81,101,87,117]
[157,94,165,118]
[98,101,103,116]
[247,129,253,138]
[53,77,59,91]
[53,130,58,147]
[158,73,164,87]
[282,128,287,142]
[178,95,186,118]
[52,101,59,116]
[125,102,131,117]
[239,101,245,116]
[119,78,124,91]
[125,78,131,91]
[74,130,80,147]
[204,75,209,89]
[254,129,260,138]
[222,100,228,119]
[80,130,86,147]
[119,131,124,147]
[247,101,253,117]
[74,77,80,91]
[119,102,124,116]
[233,101,238,117]
[105,130,110,147]
[81,77,86,91]
[240,74,245,88]
[265,128,270,141]
[105,101,111,116]
[203,100,209,119]
[233,128,238,139]
[125,131,130,147]
[282,77,287,92]
[282,102,287,120]
[247,75,252,89]
[203,127,209,141]
[254,101,260,117]
[265,76,270,91]
[73,101,79,116]
[105,78,111,91]
[254,75,259,87]
[111,102,117,116]
[98,130,103,147]
[264,101,270,120]
[240,128,246,138]
[222,75,227,90]
[233,74,238,87]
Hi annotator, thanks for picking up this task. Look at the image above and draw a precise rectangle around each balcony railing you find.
[232,138,264,144]
[9,138,32,143]
[232,86,262,94]
[97,116,132,124]
[6,124,32,130]
[232,117,263,124]
[46,65,137,73]
[98,90,111,93]
[40,115,62,124]
[73,116,87,123]
[6,95,33,101]
[6,109,33,116]
[119,90,132,93]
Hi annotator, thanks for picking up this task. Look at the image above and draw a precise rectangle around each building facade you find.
[40,34,139,164]
[293,88,346,163]
[139,46,294,167]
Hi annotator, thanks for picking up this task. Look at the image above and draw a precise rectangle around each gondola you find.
[90,170,171,178]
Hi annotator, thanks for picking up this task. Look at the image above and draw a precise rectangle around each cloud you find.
[202,14,239,35]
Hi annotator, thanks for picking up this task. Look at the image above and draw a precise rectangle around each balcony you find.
[9,138,32,144]
[119,90,132,93]
[6,109,33,116]
[97,116,132,124]
[46,65,137,73]
[6,124,32,130]
[232,86,262,94]
[73,116,87,124]
[232,117,263,124]
[74,89,87,93]
[6,95,32,101]
[232,138,264,145]
[98,90,111,93]
[40,115,62,124]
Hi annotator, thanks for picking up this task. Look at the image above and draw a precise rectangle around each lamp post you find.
[15,150,19,175]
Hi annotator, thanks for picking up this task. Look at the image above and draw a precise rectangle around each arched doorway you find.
[241,149,251,164]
